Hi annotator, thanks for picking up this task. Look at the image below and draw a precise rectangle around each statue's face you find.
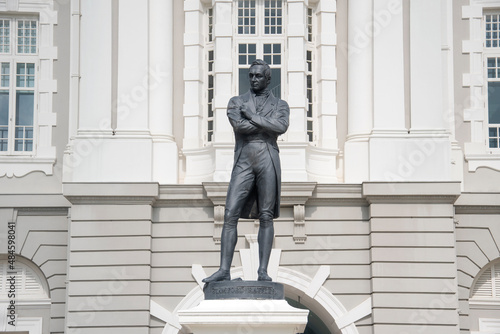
[248,65,270,93]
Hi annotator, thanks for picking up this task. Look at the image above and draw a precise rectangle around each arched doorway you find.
[156,266,362,334]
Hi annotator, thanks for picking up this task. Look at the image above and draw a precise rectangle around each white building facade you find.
[1,0,500,333]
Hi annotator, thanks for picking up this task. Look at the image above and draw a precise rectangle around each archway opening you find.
[286,297,332,334]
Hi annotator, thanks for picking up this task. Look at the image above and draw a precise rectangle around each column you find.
[150,0,179,183]
[213,0,235,182]
[372,0,405,132]
[365,182,460,334]
[64,183,158,334]
[66,1,154,182]
[344,0,373,183]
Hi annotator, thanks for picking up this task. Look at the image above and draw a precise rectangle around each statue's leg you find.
[202,220,237,283]
[255,151,277,281]
[203,158,255,283]
[257,218,274,281]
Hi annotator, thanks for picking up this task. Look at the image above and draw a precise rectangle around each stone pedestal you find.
[178,281,309,334]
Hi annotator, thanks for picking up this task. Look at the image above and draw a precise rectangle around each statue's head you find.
[248,59,271,93]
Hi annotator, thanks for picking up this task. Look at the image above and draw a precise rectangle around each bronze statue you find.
[203,59,290,282]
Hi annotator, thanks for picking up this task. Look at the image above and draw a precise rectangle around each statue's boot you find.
[202,225,237,283]
[257,222,274,281]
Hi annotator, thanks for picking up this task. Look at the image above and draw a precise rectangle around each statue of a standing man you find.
[203,59,290,282]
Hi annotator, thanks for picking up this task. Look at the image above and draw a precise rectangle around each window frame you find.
[233,0,286,98]
[0,1,58,178]
[306,5,317,144]
[0,16,39,156]
[483,10,500,153]
[204,6,215,145]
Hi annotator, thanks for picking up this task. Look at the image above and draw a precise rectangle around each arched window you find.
[0,257,49,334]
[471,259,500,302]
[0,259,49,301]
[470,259,500,333]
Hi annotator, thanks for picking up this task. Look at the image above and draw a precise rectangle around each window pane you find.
[0,89,9,150]
[0,131,7,150]
[16,90,34,126]
[486,14,500,48]
[0,90,9,125]
[16,63,35,88]
[239,68,250,95]
[17,19,37,54]
[0,19,10,53]
[263,44,281,65]
[208,8,213,42]
[264,0,283,35]
[1,62,9,87]
[239,43,256,66]
[15,91,34,152]
[490,138,498,148]
[208,87,213,102]
[238,0,256,35]
[489,82,500,124]
[269,68,281,98]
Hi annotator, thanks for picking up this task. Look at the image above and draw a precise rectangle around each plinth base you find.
[178,299,309,334]
[203,280,284,300]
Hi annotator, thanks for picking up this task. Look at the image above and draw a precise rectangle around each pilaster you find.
[63,182,159,334]
[316,0,338,150]
[182,0,213,183]
[182,0,205,151]
[306,0,339,183]
[364,182,461,334]
[213,0,236,182]
[286,0,308,143]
